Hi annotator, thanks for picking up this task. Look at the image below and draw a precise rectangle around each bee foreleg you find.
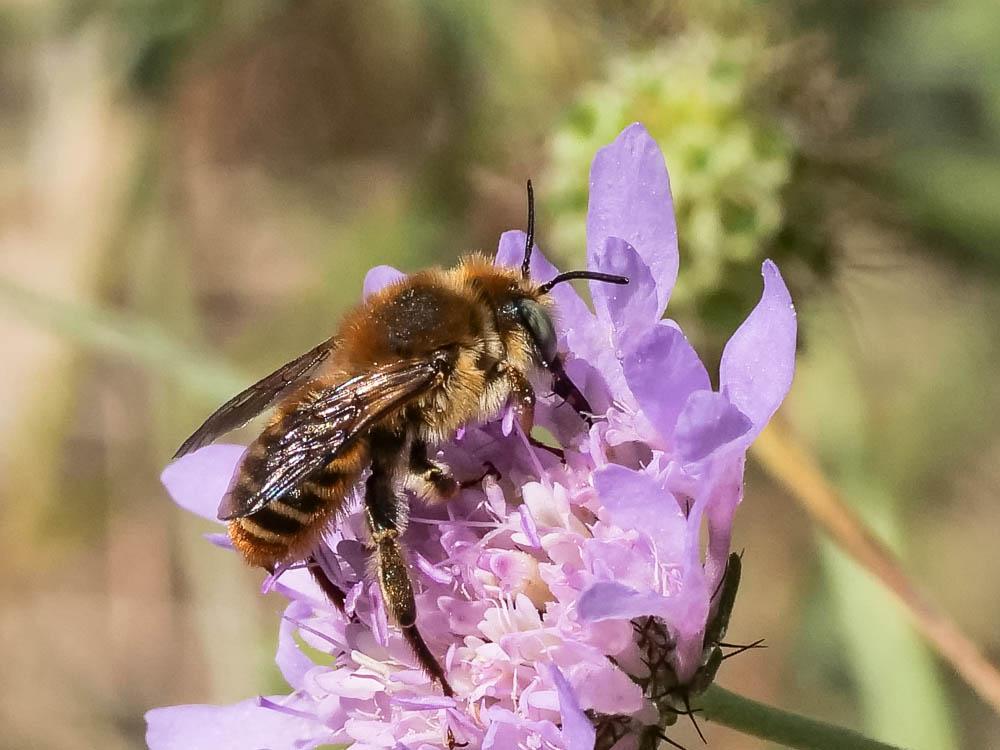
[366,430,454,696]
[507,367,536,435]
[405,440,459,503]
[546,353,595,426]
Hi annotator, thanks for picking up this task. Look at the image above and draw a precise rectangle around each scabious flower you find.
[146,123,796,750]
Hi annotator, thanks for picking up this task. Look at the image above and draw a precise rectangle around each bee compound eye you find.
[516,299,557,366]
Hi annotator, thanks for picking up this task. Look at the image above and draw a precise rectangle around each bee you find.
[173,183,628,695]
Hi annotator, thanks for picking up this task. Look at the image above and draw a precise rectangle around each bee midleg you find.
[404,439,459,503]
[546,353,595,425]
[365,428,454,696]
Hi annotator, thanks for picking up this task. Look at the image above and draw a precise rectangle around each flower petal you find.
[719,260,796,437]
[362,264,405,299]
[702,455,746,592]
[577,582,676,623]
[563,325,623,414]
[547,665,596,750]
[674,391,753,465]
[391,694,457,710]
[276,602,316,689]
[593,465,686,561]
[591,236,659,337]
[483,719,524,750]
[563,655,646,714]
[161,445,245,522]
[587,123,678,314]
[623,322,710,443]
[145,697,323,750]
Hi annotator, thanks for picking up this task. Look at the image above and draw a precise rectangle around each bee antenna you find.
[521,179,535,279]
[538,270,629,294]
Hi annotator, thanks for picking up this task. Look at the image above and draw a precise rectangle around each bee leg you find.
[367,430,454,696]
[509,368,565,459]
[408,438,498,494]
[406,440,459,502]
[459,461,500,489]
[546,354,595,426]
[507,367,537,435]
[264,557,351,616]
[306,555,349,614]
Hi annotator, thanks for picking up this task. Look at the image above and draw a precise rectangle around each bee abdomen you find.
[228,439,370,568]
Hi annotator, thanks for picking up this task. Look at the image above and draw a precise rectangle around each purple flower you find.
[148,123,796,750]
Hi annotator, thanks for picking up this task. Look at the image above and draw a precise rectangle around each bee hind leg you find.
[263,558,351,616]
[306,555,349,613]
[368,431,454,696]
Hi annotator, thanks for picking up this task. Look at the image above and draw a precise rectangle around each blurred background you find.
[2,1,999,748]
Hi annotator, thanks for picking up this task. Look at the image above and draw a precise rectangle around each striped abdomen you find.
[228,438,370,569]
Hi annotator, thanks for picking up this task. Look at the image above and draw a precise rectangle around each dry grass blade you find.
[752,415,1000,715]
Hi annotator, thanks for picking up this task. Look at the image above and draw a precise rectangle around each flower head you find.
[147,123,796,750]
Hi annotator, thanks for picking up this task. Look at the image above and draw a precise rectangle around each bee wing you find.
[173,338,338,459]
[220,356,444,519]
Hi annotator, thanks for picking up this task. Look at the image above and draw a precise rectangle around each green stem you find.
[698,685,908,750]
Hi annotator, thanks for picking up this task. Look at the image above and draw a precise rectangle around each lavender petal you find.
[719,259,797,437]
[674,391,753,465]
[161,445,245,522]
[145,697,323,750]
[362,264,405,299]
[587,123,679,315]
[591,236,659,339]
[623,322,710,443]
[276,602,315,689]
[577,582,676,623]
[593,464,686,560]
[548,665,596,750]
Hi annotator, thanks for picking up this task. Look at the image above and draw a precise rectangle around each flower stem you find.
[698,685,907,750]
